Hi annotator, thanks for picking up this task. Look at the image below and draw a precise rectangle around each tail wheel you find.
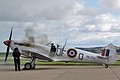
[105,64,108,68]
[103,64,108,68]
[24,63,32,70]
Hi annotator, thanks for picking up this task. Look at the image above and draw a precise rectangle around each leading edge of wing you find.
[21,49,53,61]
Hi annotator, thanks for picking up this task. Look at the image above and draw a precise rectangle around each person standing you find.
[12,48,21,71]
[50,43,56,57]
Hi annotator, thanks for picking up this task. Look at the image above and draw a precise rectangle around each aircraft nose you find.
[3,40,11,47]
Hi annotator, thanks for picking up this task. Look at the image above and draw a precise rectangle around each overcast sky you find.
[0,0,120,52]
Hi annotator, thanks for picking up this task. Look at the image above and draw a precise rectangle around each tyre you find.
[24,63,32,70]
[105,64,108,68]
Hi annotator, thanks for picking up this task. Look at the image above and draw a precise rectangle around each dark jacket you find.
[12,49,21,59]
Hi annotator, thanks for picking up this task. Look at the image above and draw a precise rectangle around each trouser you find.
[14,58,20,71]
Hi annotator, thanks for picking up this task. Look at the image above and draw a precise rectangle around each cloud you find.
[1,0,120,52]
[74,13,120,32]
[68,32,120,46]
[99,0,120,12]
[0,0,83,22]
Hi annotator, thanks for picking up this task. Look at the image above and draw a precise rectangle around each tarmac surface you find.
[0,65,120,80]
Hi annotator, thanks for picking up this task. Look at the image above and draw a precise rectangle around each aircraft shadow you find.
[31,67,59,70]
[23,66,105,71]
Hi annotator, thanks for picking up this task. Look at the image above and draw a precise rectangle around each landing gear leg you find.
[23,57,36,70]
[103,64,108,68]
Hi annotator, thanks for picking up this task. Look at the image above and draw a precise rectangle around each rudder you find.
[101,43,117,64]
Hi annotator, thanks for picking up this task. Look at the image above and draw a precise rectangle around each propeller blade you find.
[9,27,13,40]
[5,27,13,62]
[5,46,10,62]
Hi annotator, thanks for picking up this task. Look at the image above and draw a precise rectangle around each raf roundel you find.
[67,48,77,58]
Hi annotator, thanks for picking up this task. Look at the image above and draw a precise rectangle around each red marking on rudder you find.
[102,49,106,56]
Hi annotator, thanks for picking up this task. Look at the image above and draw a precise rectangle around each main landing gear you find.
[23,57,36,70]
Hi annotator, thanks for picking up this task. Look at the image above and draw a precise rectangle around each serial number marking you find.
[86,55,96,60]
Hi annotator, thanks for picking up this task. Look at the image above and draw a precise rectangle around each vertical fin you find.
[106,43,117,64]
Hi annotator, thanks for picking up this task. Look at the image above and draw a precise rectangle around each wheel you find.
[105,64,108,68]
[103,64,108,68]
[24,63,32,70]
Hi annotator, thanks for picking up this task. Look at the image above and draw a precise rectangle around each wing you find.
[21,48,53,61]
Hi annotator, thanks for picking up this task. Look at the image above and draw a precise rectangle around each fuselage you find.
[4,40,108,64]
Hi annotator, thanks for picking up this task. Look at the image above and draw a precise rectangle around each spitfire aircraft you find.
[3,28,117,70]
